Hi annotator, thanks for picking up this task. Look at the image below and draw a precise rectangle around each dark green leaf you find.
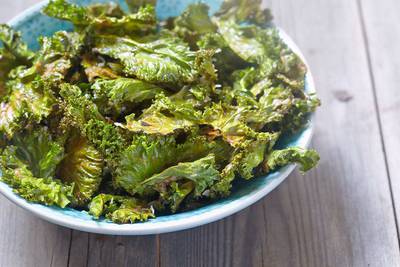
[91,78,166,115]
[58,135,104,206]
[93,35,216,86]
[265,147,320,173]
[0,146,72,208]
[88,193,155,223]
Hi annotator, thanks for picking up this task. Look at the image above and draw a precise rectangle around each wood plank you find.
[84,234,159,267]
[159,0,400,266]
[0,195,71,267]
[68,227,159,267]
[68,231,89,267]
[358,0,400,235]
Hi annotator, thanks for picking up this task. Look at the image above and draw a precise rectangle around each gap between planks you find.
[355,0,400,250]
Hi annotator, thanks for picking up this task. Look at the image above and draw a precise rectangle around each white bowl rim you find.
[0,0,316,235]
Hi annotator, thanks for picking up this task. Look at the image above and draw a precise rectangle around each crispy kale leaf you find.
[140,154,219,196]
[87,2,125,18]
[93,35,216,86]
[84,119,126,161]
[0,145,72,208]
[91,78,166,115]
[114,133,229,196]
[172,3,217,48]
[42,0,89,27]
[0,79,55,138]
[213,18,307,91]
[174,3,216,35]
[88,193,155,223]
[81,54,121,82]
[161,180,194,212]
[0,89,27,137]
[215,0,272,25]
[202,103,258,146]
[34,31,84,83]
[211,132,279,196]
[197,32,248,80]
[114,135,176,195]
[238,133,279,179]
[280,94,320,133]
[43,0,156,34]
[214,19,265,63]
[123,93,201,135]
[0,24,34,64]
[11,128,64,178]
[59,84,127,161]
[59,83,103,131]
[125,0,157,13]
[265,147,320,173]
[0,25,34,98]
[58,135,104,206]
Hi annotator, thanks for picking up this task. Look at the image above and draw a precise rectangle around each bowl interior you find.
[0,0,314,235]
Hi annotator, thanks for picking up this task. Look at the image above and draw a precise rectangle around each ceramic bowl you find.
[0,0,315,235]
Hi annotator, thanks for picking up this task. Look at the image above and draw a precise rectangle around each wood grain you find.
[159,0,400,266]
[358,0,400,235]
[68,231,89,267]
[86,234,158,267]
[0,195,71,267]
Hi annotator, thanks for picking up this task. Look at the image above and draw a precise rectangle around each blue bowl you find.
[0,0,315,235]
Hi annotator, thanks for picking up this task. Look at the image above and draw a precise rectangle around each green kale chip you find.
[1,165,73,208]
[0,24,34,98]
[265,147,320,173]
[0,79,55,138]
[114,133,228,196]
[140,154,219,196]
[34,31,84,83]
[215,0,273,25]
[0,24,34,65]
[172,3,217,48]
[93,35,216,86]
[113,134,177,195]
[43,0,156,35]
[125,0,157,13]
[91,78,166,116]
[123,93,201,135]
[214,19,266,63]
[88,193,155,223]
[58,135,104,206]
[211,132,279,196]
[59,83,103,131]
[87,2,125,18]
[0,143,71,208]
[11,128,64,178]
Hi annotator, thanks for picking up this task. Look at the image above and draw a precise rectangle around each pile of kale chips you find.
[0,0,320,223]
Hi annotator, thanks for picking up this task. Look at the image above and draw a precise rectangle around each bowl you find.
[0,0,315,235]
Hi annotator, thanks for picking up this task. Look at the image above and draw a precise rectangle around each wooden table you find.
[1,0,400,266]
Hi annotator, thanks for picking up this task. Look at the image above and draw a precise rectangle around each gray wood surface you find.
[0,195,71,267]
[359,0,400,235]
[1,0,400,267]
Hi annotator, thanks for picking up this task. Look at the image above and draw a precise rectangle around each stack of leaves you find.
[0,0,320,224]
